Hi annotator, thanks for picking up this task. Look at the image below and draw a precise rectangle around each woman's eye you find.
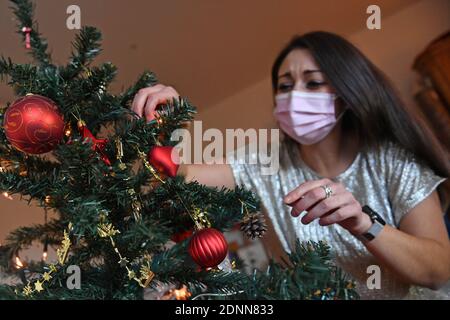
[306,81,325,89]
[278,83,293,92]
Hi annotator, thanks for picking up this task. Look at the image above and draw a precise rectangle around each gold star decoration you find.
[97,222,120,238]
[138,264,155,288]
[57,229,71,265]
[34,280,44,293]
[15,226,74,299]
[115,138,127,171]
[191,207,211,229]
[118,257,129,268]
[22,284,33,297]
[42,272,52,282]
[49,264,57,273]
[127,269,136,280]
[127,189,142,221]
[137,149,165,184]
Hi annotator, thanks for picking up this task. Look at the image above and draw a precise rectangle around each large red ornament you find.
[148,146,179,177]
[3,94,65,154]
[77,120,111,166]
[188,228,228,268]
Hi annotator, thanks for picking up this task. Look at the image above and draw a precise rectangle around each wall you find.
[199,0,450,130]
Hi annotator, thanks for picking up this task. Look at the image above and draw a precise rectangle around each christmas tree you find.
[0,0,358,300]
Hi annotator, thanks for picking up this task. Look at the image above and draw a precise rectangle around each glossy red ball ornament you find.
[188,228,228,268]
[3,94,64,154]
[147,146,179,177]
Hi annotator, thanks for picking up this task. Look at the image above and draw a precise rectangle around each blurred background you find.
[0,0,449,268]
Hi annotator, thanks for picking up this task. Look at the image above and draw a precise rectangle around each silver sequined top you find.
[228,138,447,299]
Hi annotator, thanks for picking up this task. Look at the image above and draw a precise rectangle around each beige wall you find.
[1,0,449,259]
[349,0,450,109]
[200,0,450,130]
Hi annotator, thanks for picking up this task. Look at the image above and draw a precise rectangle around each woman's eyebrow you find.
[303,69,322,74]
[278,72,292,79]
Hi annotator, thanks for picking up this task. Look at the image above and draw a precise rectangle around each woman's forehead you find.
[278,49,320,76]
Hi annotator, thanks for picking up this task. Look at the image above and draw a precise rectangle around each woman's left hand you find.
[284,178,372,235]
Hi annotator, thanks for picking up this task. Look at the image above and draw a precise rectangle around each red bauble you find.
[148,146,179,177]
[171,229,194,243]
[188,228,228,268]
[3,94,64,154]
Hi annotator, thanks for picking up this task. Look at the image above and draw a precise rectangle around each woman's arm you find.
[364,191,450,289]
[285,178,450,289]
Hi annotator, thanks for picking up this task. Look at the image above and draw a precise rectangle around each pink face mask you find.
[273,91,344,145]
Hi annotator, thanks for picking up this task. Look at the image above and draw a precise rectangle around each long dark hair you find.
[272,31,449,206]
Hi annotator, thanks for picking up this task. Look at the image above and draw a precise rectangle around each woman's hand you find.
[131,84,180,122]
[284,178,372,236]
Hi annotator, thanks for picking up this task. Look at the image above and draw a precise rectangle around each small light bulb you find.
[44,195,51,204]
[15,256,24,269]
[173,285,191,300]
[42,239,48,261]
[2,192,13,200]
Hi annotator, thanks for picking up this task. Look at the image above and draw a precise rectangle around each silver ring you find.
[321,184,333,199]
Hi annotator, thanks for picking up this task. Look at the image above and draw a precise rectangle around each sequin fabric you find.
[228,138,447,299]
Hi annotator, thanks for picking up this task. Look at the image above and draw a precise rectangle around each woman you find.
[131,31,450,299]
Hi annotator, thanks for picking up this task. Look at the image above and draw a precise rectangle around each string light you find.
[64,123,72,137]
[44,195,51,205]
[170,285,191,300]
[14,255,28,285]
[2,191,13,200]
[42,238,48,262]
[42,210,48,262]
[19,166,28,177]
[14,256,24,269]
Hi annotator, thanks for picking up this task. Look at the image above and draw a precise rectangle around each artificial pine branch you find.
[234,240,359,300]
[119,71,158,107]
[61,26,103,79]
[10,0,52,66]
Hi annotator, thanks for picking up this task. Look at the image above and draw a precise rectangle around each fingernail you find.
[300,212,309,223]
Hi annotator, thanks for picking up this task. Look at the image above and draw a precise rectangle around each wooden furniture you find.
[413,31,450,151]
[413,31,450,216]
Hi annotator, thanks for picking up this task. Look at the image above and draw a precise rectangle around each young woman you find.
[131,31,450,299]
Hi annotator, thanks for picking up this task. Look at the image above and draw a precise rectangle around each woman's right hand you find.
[131,84,236,189]
[131,84,180,122]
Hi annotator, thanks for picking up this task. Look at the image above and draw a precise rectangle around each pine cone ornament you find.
[240,212,268,239]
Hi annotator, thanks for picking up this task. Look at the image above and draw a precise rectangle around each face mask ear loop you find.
[333,95,348,122]
[335,109,346,122]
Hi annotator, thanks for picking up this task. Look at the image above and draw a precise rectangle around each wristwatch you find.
[358,205,386,241]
